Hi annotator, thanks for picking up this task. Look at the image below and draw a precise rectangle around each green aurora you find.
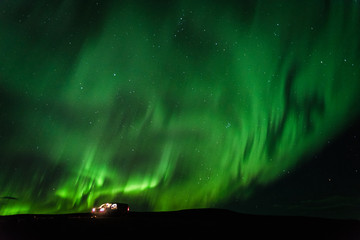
[0,0,360,215]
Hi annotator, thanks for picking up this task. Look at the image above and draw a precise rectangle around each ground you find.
[0,209,359,239]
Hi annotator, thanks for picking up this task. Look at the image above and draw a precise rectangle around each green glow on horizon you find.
[0,0,360,215]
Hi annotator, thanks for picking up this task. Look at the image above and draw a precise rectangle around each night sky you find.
[0,0,360,218]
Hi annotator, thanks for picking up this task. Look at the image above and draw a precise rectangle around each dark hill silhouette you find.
[0,209,359,239]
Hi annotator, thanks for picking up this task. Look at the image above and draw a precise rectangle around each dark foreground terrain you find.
[0,209,359,239]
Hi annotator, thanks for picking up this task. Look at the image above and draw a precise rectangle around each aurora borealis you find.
[1,0,360,216]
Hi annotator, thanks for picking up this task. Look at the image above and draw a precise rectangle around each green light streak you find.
[0,0,359,214]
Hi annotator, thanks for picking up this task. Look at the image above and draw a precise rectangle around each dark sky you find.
[227,118,360,219]
[0,0,359,219]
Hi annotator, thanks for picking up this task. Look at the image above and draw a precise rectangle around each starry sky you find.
[0,0,360,218]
